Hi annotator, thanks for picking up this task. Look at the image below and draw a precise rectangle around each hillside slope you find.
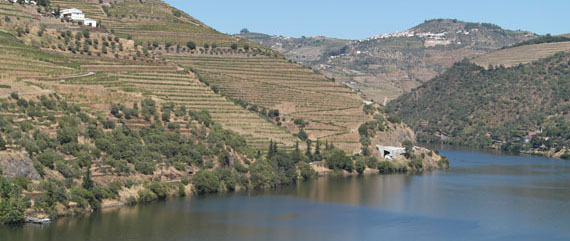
[1,0,389,153]
[239,19,536,102]
[0,0,447,223]
[390,52,570,156]
[473,39,570,68]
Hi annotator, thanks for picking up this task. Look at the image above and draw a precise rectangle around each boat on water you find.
[25,217,51,224]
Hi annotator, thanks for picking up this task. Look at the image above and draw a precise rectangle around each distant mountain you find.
[389,51,570,157]
[237,19,536,102]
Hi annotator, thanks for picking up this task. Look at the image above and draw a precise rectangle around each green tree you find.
[355,159,366,174]
[249,160,279,189]
[0,177,28,224]
[193,170,220,194]
[82,168,94,191]
[186,41,196,50]
[0,135,6,150]
[402,140,414,159]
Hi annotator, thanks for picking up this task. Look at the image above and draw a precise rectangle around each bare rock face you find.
[375,123,417,146]
[0,151,41,180]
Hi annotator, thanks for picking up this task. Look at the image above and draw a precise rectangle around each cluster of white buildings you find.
[60,8,97,27]
[5,0,38,5]
[360,30,451,42]
[358,30,465,47]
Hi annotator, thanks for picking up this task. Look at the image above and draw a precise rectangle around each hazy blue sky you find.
[165,0,568,40]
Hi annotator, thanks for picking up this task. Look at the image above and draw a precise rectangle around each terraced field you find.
[472,41,570,68]
[50,67,298,151]
[0,1,39,20]
[0,31,79,79]
[50,0,239,46]
[168,55,367,152]
[1,0,369,153]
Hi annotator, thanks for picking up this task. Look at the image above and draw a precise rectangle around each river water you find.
[2,150,569,241]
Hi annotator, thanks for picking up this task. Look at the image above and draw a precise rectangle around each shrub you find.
[186,41,196,50]
[355,159,366,174]
[137,189,156,203]
[249,160,279,189]
[192,170,220,194]
[174,162,185,171]
[233,162,248,173]
[299,162,316,179]
[325,149,353,171]
[378,161,396,173]
[178,183,186,196]
[408,158,423,170]
[366,157,378,169]
[148,182,168,200]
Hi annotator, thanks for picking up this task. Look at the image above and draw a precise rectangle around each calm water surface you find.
[2,150,570,241]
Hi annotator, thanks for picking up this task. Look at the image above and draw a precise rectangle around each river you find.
[1,150,569,241]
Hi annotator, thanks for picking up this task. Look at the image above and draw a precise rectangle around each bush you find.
[173,162,185,171]
[366,157,378,169]
[186,41,196,50]
[408,158,423,170]
[249,160,279,189]
[55,161,78,178]
[134,161,155,175]
[233,162,248,173]
[215,168,237,191]
[148,182,168,200]
[378,161,396,173]
[355,159,366,174]
[178,183,186,196]
[35,150,63,169]
[137,189,156,203]
[192,170,220,194]
[299,162,316,179]
[325,149,353,171]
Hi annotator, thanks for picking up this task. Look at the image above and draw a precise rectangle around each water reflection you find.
[1,150,570,241]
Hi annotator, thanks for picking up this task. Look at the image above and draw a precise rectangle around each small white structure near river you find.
[376,145,406,160]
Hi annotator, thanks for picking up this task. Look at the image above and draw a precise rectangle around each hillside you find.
[472,36,570,68]
[0,0,445,223]
[390,52,570,157]
[238,19,536,102]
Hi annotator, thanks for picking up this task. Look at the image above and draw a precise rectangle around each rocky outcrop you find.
[0,151,41,180]
[375,123,416,147]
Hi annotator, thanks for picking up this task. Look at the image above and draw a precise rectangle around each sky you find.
[165,0,569,40]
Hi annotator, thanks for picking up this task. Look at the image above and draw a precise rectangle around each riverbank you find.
[5,149,570,241]
[22,150,448,223]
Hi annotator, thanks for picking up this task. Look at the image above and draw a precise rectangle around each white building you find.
[60,8,85,21]
[376,145,406,160]
[60,8,97,27]
[83,18,97,27]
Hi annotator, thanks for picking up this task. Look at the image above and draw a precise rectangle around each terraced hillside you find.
[0,30,78,79]
[168,55,367,152]
[51,0,243,47]
[48,67,299,151]
[0,0,413,155]
[0,27,80,98]
[472,41,570,68]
